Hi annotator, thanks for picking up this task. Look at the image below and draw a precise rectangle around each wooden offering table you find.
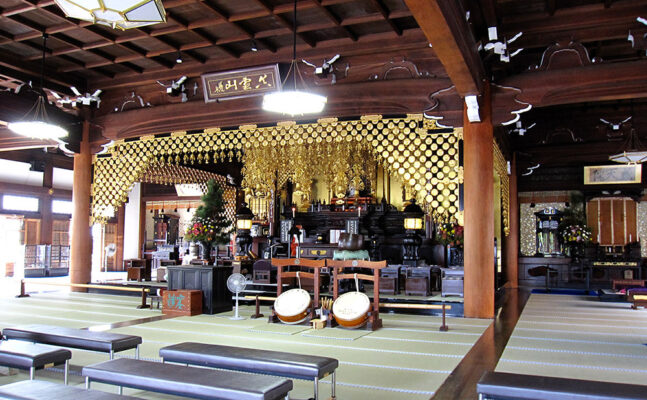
[167,265,232,314]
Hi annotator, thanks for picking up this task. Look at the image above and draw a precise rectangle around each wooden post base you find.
[16,280,29,298]
[439,304,449,331]
[367,313,382,331]
[137,289,151,309]
[250,295,264,319]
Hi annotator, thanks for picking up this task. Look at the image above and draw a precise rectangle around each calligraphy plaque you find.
[201,64,281,102]
[584,164,642,185]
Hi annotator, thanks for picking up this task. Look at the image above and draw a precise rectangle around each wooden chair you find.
[327,259,387,330]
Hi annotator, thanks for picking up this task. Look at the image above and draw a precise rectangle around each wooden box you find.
[379,277,397,295]
[405,277,429,296]
[162,290,203,316]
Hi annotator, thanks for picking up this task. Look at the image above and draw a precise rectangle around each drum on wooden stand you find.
[333,287,370,329]
[274,288,311,324]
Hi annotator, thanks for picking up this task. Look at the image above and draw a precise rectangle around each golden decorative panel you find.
[91,114,462,224]
[493,142,510,236]
[637,200,647,258]
[520,202,565,256]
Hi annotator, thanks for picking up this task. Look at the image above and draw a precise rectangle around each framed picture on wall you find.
[583,164,642,185]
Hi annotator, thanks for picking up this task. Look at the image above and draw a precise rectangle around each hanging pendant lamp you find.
[54,0,166,30]
[8,34,68,140]
[262,0,326,116]
[609,104,647,164]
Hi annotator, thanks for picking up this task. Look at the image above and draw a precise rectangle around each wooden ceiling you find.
[0,0,417,90]
[0,0,645,175]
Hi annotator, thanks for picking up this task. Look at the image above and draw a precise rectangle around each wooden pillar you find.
[504,153,519,288]
[70,121,92,290]
[115,206,125,271]
[463,82,495,318]
[40,163,53,245]
[139,196,146,258]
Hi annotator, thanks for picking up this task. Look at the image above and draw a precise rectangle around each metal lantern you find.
[235,202,253,257]
[402,199,424,266]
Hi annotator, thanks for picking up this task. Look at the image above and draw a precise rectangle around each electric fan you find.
[227,273,247,320]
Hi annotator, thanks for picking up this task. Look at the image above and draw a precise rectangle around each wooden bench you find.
[159,342,338,400]
[83,358,293,400]
[0,340,71,384]
[477,371,647,400]
[0,380,142,399]
[2,324,142,360]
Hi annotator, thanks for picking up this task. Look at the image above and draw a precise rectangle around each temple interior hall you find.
[1,0,647,399]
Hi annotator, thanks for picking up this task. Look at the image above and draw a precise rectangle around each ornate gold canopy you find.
[91,114,474,226]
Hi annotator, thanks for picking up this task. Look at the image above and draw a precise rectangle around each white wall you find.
[123,183,142,259]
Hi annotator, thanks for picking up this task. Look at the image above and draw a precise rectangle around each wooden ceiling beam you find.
[502,1,647,49]
[366,0,401,35]
[90,28,429,89]
[404,0,484,96]
[166,13,239,59]
[479,0,497,27]
[502,59,647,107]
[250,0,316,47]
[309,0,357,41]
[197,1,276,53]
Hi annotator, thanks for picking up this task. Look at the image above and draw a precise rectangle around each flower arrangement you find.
[436,222,464,248]
[561,224,592,243]
[184,216,218,244]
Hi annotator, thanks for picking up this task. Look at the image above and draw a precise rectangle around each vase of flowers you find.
[436,222,464,266]
[560,224,592,262]
[184,217,217,261]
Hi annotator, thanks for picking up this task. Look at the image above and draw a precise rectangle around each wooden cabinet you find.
[167,265,233,314]
[587,198,637,245]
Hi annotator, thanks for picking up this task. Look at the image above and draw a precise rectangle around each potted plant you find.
[184,180,232,263]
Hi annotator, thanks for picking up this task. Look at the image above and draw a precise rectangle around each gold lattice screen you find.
[91,114,463,224]
[493,141,510,236]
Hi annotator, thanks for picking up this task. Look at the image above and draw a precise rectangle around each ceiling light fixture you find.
[175,51,183,64]
[609,103,647,164]
[8,34,68,140]
[251,40,258,52]
[262,0,326,116]
[54,0,166,30]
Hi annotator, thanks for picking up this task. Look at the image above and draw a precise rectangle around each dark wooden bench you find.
[159,342,338,400]
[83,358,293,400]
[0,340,71,384]
[477,371,647,400]
[2,324,142,360]
[0,380,142,399]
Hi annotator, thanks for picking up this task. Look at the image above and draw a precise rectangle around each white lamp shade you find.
[8,121,68,140]
[236,219,253,230]
[609,151,647,164]
[404,217,423,230]
[262,90,327,116]
[55,0,166,29]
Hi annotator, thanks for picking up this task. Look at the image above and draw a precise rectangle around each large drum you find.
[332,291,370,329]
[274,288,311,324]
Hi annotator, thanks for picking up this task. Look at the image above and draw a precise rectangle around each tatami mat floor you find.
[495,293,647,385]
[0,291,489,399]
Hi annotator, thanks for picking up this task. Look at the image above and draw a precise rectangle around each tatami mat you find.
[496,293,647,386]
[0,291,490,399]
